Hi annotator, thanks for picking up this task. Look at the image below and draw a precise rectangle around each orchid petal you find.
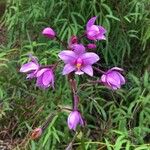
[101,74,106,83]
[106,72,121,86]
[26,71,37,79]
[72,44,85,55]
[75,70,84,75]
[36,68,50,77]
[81,65,93,76]
[81,52,100,65]
[110,67,124,72]
[63,64,76,75]
[42,70,53,86]
[86,16,97,30]
[98,26,107,34]
[20,62,39,73]
[58,50,77,64]
[117,73,125,84]
[36,76,43,88]
[97,35,106,40]
[42,27,56,39]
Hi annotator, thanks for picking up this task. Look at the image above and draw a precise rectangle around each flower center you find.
[76,58,83,69]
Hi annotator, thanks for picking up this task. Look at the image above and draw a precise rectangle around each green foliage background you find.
[0,0,150,149]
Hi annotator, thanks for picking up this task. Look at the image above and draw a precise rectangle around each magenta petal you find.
[87,30,97,38]
[79,116,84,126]
[81,52,100,65]
[42,27,56,39]
[118,73,125,85]
[42,70,53,86]
[87,43,97,49]
[36,68,54,89]
[81,65,93,76]
[106,72,121,86]
[86,16,97,30]
[20,62,39,72]
[88,25,99,32]
[72,44,85,55]
[26,71,37,79]
[63,64,76,75]
[101,74,106,83]
[67,111,83,131]
[97,35,106,40]
[111,85,119,90]
[36,76,43,87]
[110,67,124,72]
[67,111,79,130]
[36,68,49,77]
[58,50,77,64]
[98,26,107,34]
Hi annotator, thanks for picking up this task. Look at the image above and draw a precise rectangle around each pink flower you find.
[101,67,125,90]
[58,44,100,76]
[87,43,97,49]
[20,55,40,79]
[86,16,106,41]
[67,111,84,131]
[36,68,54,89]
[42,27,56,39]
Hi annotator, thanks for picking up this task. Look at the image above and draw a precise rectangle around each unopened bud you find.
[87,43,96,49]
[31,128,42,140]
[42,27,56,39]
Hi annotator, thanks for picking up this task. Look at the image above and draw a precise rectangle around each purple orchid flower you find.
[36,68,54,89]
[58,44,100,76]
[67,110,84,131]
[42,27,56,39]
[86,16,106,41]
[101,67,125,90]
[20,55,40,79]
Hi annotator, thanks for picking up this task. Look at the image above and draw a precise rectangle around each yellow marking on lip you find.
[76,63,81,69]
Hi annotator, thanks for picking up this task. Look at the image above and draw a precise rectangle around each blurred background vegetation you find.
[0,0,150,149]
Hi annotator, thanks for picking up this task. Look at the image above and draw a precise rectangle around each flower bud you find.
[20,55,40,79]
[42,27,56,39]
[86,16,106,41]
[68,35,78,49]
[31,128,42,140]
[87,43,96,49]
[67,111,84,131]
[101,67,125,90]
[36,68,54,89]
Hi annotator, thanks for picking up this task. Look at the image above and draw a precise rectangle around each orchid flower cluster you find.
[20,17,125,134]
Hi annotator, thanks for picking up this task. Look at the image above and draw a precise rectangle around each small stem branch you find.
[68,74,79,110]
[40,60,61,70]
[40,65,53,69]
[93,66,105,74]
[56,36,67,48]
[78,32,86,41]
[73,94,79,111]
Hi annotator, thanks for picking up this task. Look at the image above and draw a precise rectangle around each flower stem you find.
[78,32,86,41]
[55,36,67,48]
[68,74,79,110]
[40,60,61,70]
[93,66,105,74]
[73,94,79,111]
